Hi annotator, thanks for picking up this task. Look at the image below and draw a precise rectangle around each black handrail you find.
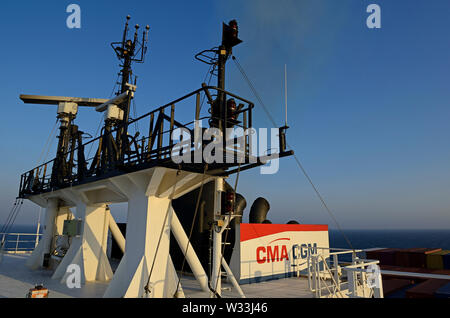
[18,85,258,198]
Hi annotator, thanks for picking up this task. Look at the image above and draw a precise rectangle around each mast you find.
[216,20,242,132]
[104,16,150,167]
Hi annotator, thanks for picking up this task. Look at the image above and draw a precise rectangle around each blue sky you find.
[0,0,449,229]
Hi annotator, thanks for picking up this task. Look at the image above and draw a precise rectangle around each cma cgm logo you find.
[256,239,318,264]
[292,243,317,260]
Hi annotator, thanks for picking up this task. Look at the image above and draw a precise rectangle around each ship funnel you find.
[249,197,270,224]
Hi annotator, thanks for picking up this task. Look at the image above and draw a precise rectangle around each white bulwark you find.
[230,223,329,284]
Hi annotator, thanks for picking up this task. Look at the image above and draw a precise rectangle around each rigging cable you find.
[0,199,24,252]
[87,113,106,159]
[36,119,59,166]
[211,163,242,297]
[1,199,19,237]
[144,166,183,297]
[132,98,139,134]
[199,61,217,113]
[232,56,277,128]
[172,165,219,297]
[2,111,59,253]
[3,200,24,237]
[87,73,120,158]
[148,62,218,286]
[231,55,355,251]
[42,121,60,164]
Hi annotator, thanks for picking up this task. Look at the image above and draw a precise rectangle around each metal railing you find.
[344,259,383,298]
[0,232,42,254]
[306,247,384,298]
[19,85,277,198]
[308,253,346,298]
[379,270,450,281]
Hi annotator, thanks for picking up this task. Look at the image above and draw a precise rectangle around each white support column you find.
[170,209,210,293]
[104,168,179,298]
[26,198,58,269]
[211,178,224,297]
[105,193,172,297]
[209,178,243,298]
[211,226,222,296]
[108,210,125,253]
[24,166,213,298]
[52,202,113,283]
[221,258,245,298]
[104,167,213,298]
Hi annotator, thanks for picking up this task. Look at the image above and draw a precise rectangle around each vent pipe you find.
[249,197,270,224]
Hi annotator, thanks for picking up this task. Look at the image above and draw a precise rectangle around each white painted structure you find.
[23,167,231,298]
[230,223,330,284]
[307,248,384,298]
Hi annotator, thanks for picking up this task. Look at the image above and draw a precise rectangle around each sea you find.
[1,225,450,253]
[329,229,450,250]
[0,224,43,252]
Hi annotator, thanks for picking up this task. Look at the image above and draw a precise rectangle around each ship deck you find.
[0,254,313,298]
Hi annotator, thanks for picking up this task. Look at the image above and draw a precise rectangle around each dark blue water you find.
[0,224,42,252]
[328,229,450,264]
[2,225,450,253]
[1,224,41,234]
[329,229,450,250]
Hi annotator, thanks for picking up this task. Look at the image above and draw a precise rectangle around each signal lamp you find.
[226,98,237,121]
[222,191,236,214]
[222,20,242,50]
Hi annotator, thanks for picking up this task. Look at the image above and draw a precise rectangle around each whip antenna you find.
[284,64,288,126]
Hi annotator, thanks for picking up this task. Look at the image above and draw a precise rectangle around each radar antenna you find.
[93,16,150,171]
